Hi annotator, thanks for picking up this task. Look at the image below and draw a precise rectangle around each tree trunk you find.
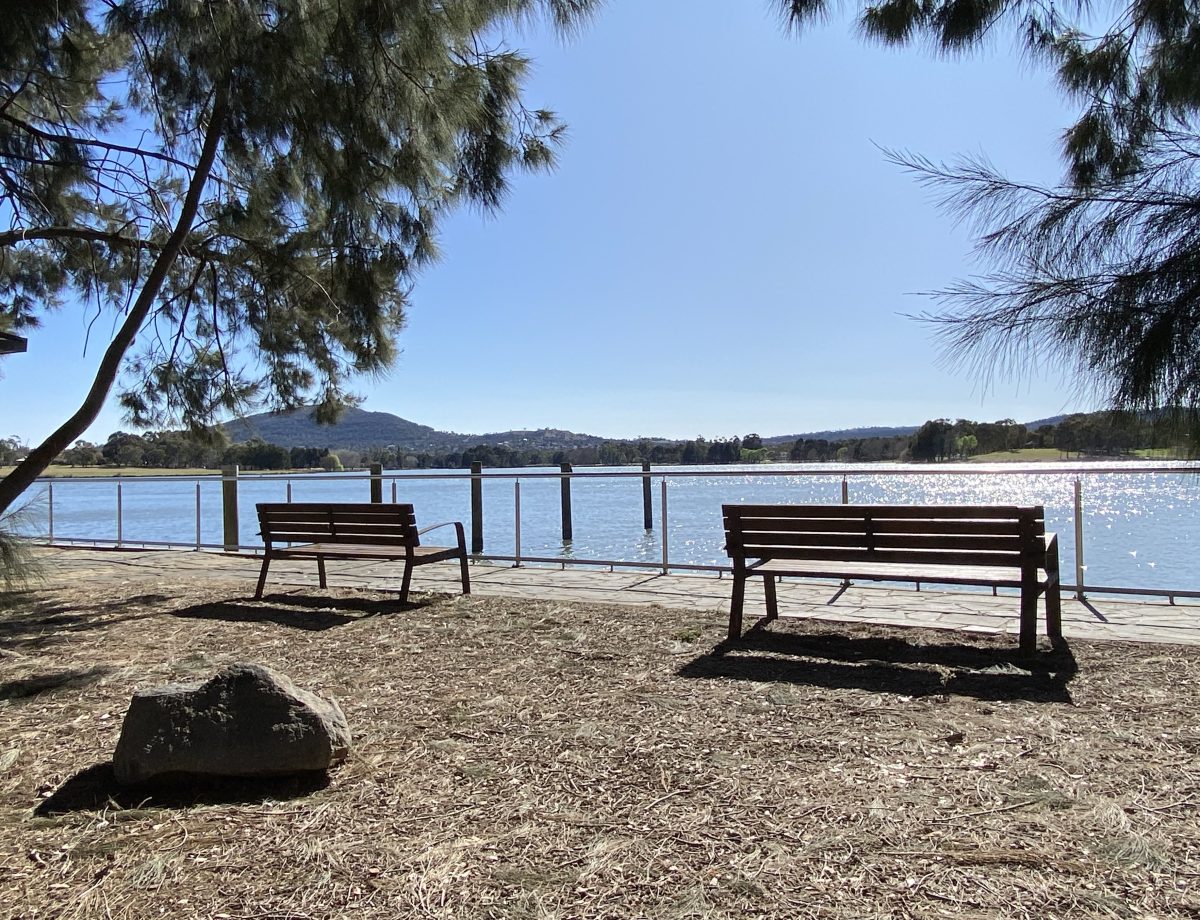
[0,92,229,520]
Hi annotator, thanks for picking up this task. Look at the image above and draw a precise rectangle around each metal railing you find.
[25,461,1200,604]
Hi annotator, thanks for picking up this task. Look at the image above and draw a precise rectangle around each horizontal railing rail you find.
[22,461,1200,603]
[27,460,1199,485]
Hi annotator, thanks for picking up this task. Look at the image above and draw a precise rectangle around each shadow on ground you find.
[0,593,170,652]
[34,762,332,816]
[680,627,1078,703]
[0,666,114,702]
[167,593,419,630]
[256,592,419,615]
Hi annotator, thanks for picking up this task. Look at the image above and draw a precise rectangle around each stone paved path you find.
[31,545,1200,647]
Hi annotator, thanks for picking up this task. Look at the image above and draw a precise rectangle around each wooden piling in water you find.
[222,465,239,552]
[470,461,484,554]
[642,461,653,529]
[560,462,573,541]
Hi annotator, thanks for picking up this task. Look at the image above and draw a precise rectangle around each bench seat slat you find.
[727,503,1042,520]
[259,506,417,523]
[269,533,415,547]
[267,542,463,561]
[869,519,1040,537]
[752,559,1031,589]
[738,546,1032,568]
[735,532,1026,553]
[727,517,1038,537]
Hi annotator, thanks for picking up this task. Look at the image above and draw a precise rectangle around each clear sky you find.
[3,0,1097,447]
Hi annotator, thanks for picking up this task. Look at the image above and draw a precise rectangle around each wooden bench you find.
[722,504,1063,653]
[254,502,470,602]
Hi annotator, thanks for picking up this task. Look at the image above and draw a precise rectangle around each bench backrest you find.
[257,502,421,547]
[722,504,1048,569]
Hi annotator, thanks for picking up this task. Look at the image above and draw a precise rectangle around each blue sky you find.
[3,0,1095,447]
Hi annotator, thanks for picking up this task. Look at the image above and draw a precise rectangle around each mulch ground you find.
[1,575,1198,919]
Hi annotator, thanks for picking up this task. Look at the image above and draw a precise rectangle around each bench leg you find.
[764,575,779,623]
[729,573,746,640]
[317,556,327,589]
[455,522,470,596]
[1019,573,1038,654]
[400,560,414,604]
[1044,546,1064,643]
[254,556,271,600]
[459,551,471,596]
[1045,579,1063,642]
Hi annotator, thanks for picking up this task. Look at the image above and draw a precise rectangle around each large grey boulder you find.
[112,663,351,786]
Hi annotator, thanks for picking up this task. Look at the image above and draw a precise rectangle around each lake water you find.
[15,462,1200,595]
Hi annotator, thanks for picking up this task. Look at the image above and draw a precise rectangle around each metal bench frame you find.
[254,502,470,602]
[722,503,1063,653]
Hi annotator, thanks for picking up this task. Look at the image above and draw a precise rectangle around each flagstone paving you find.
[30,545,1200,646]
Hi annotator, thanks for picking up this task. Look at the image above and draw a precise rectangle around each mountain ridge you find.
[222,407,1068,451]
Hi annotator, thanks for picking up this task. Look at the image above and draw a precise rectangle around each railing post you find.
[470,461,484,554]
[560,463,573,542]
[286,480,293,503]
[1074,478,1086,599]
[842,475,849,504]
[222,465,239,552]
[660,478,669,575]
[642,461,653,529]
[195,481,202,550]
[391,479,398,503]
[116,480,123,547]
[514,481,522,568]
[370,463,383,503]
[47,481,54,544]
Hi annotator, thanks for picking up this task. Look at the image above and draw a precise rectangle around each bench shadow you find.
[256,593,420,616]
[0,666,114,702]
[168,594,420,631]
[681,627,1077,703]
[34,762,331,816]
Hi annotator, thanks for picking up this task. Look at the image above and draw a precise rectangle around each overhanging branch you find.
[0,226,163,250]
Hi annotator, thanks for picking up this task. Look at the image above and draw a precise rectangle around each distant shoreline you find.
[4,448,1192,480]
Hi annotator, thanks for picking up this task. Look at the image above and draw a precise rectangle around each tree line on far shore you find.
[1,410,1190,473]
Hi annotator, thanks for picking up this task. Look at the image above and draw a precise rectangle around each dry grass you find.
[1,573,1198,919]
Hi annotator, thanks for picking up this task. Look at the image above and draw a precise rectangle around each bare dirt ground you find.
[1,577,1198,919]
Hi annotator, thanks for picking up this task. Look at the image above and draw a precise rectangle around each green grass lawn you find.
[1,464,335,478]
[967,448,1065,463]
[1131,447,1190,460]
[968,447,1189,462]
[1,464,218,478]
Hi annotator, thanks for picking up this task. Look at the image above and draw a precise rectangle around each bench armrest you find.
[1044,532,1059,554]
[418,520,467,548]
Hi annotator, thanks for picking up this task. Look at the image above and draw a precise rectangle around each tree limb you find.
[0,111,197,172]
[0,226,163,250]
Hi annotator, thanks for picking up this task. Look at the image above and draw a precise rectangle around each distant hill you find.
[764,417,1070,446]
[222,407,1079,453]
[762,426,919,446]
[1025,415,1067,431]
[222,407,613,452]
[224,408,449,450]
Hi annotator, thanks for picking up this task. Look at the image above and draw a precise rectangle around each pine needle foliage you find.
[0,501,42,601]
[0,0,597,515]
[770,0,1200,424]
